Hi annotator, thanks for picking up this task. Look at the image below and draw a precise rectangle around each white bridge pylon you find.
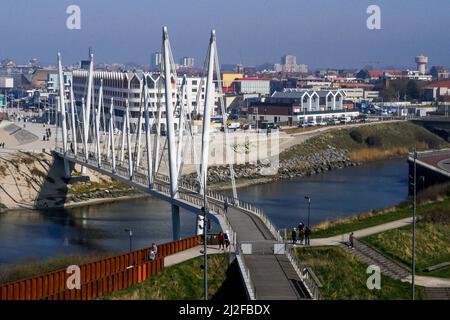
[56,27,238,240]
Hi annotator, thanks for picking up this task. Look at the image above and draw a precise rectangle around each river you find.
[0,158,408,265]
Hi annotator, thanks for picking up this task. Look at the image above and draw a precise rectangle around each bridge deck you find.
[215,206,304,300]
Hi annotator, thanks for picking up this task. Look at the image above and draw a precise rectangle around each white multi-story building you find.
[150,52,162,70]
[181,57,195,68]
[274,54,308,73]
[72,70,212,130]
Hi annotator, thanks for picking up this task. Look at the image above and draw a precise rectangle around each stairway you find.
[340,239,410,280]
[425,287,450,300]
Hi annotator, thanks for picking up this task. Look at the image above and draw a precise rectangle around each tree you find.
[356,69,370,79]
[350,130,363,143]
[366,135,383,148]
[406,80,420,101]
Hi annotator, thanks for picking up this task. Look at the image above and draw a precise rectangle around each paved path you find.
[164,245,224,267]
[404,275,450,288]
[226,206,305,300]
[309,217,413,247]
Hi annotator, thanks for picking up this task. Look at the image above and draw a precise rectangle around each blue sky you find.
[1,0,449,69]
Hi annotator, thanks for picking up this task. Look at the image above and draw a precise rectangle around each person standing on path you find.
[348,232,354,249]
[291,228,297,245]
[224,231,230,249]
[304,226,311,246]
[218,232,225,250]
[299,227,305,245]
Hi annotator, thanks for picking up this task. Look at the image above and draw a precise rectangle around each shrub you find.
[366,135,383,148]
[349,130,363,143]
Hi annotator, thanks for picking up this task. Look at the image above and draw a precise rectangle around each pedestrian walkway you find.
[164,245,224,267]
[309,217,413,247]
[226,206,306,300]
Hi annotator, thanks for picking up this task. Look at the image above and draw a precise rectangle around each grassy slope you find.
[361,203,450,278]
[281,122,448,161]
[97,254,233,300]
[297,246,426,300]
[311,197,450,238]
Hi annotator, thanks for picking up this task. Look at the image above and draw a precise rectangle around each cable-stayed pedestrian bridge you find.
[51,26,322,300]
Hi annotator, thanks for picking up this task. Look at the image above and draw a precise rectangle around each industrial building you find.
[233,78,271,95]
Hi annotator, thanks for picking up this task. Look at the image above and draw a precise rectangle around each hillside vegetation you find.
[297,246,425,300]
[281,122,448,163]
[98,254,245,300]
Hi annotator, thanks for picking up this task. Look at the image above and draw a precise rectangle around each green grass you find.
[361,206,450,278]
[310,198,450,239]
[296,246,426,300]
[68,178,131,195]
[97,254,238,300]
[281,122,448,161]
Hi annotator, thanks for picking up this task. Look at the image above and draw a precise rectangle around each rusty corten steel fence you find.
[0,235,203,300]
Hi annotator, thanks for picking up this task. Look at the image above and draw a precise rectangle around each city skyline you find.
[1,0,449,69]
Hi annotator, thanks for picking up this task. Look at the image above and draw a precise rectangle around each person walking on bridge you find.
[291,228,297,245]
[224,198,229,214]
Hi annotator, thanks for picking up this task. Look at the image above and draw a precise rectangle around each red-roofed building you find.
[368,70,402,80]
[422,80,450,101]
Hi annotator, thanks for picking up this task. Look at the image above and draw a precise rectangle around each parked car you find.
[328,118,341,125]
[298,122,308,128]
[317,121,327,126]
[307,120,317,127]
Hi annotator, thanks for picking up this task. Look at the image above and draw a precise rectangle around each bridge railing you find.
[285,244,322,300]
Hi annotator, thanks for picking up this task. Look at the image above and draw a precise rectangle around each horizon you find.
[1,0,450,70]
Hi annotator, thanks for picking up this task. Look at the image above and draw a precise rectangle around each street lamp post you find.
[412,150,417,300]
[305,196,311,227]
[124,228,133,253]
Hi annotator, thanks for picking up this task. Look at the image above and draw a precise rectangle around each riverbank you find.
[187,122,449,190]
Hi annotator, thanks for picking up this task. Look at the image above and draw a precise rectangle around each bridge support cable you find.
[57,52,71,178]
[69,81,77,155]
[152,76,163,176]
[162,26,181,240]
[108,98,117,173]
[143,78,154,187]
[94,80,103,167]
[175,76,186,175]
[125,100,133,178]
[80,98,87,157]
[134,81,145,170]
[119,109,126,164]
[81,53,94,174]
[199,30,216,198]
[212,42,238,203]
